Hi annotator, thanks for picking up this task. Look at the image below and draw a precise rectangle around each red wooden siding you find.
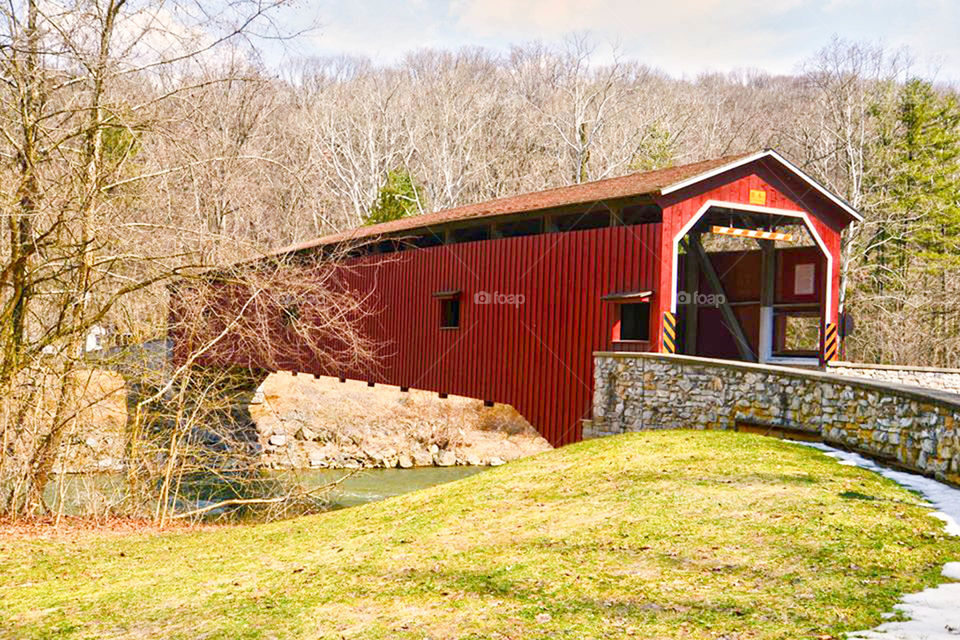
[318,223,660,446]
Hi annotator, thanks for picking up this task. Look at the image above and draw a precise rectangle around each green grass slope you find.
[2,431,959,639]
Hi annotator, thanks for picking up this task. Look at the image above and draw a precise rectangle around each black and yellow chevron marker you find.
[824,321,838,362]
[662,311,677,354]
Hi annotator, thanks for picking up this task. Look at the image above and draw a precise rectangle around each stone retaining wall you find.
[828,361,960,395]
[586,352,960,485]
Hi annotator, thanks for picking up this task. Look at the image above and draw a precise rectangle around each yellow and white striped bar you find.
[710,225,793,242]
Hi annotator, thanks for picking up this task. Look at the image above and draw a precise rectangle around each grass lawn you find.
[2,431,959,639]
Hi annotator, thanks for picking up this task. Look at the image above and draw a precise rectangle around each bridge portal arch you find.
[666,200,836,367]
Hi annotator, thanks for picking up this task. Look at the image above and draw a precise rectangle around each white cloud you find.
[307,1,454,62]
[299,0,960,82]
[449,0,812,74]
[452,0,804,35]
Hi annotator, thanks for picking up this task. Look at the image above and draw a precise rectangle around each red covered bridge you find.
[173,149,860,447]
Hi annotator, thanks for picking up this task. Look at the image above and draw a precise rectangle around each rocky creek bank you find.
[251,373,551,470]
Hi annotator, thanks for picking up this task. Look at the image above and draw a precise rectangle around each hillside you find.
[2,431,959,639]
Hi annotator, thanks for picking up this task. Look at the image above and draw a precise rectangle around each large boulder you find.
[412,449,433,467]
[435,450,456,467]
[363,445,397,468]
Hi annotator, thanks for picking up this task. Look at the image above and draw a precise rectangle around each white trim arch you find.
[668,199,834,328]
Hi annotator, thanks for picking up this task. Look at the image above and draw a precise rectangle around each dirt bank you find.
[250,373,551,469]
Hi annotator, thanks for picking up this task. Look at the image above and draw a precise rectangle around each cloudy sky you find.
[278,0,958,81]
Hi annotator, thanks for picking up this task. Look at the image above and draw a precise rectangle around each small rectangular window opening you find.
[409,234,443,249]
[774,312,820,356]
[617,204,663,226]
[450,225,490,244]
[554,210,610,232]
[619,302,650,341]
[441,298,460,329]
[497,218,543,238]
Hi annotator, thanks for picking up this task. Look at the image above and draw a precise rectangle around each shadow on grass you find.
[840,491,877,501]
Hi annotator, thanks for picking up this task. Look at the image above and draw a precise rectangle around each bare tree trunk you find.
[4,0,41,380]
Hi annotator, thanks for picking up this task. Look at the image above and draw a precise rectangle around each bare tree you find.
[298,57,413,226]
[510,34,666,184]
[794,39,910,323]
[131,251,375,524]
[0,0,297,518]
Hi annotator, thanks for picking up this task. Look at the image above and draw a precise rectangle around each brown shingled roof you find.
[274,151,758,255]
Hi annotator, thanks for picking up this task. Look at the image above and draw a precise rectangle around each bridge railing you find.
[587,352,960,485]
[828,361,960,396]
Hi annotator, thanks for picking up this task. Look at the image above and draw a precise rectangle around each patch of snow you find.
[943,562,960,582]
[793,442,960,640]
[845,583,960,640]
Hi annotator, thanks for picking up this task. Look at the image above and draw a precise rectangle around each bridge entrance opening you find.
[673,204,829,366]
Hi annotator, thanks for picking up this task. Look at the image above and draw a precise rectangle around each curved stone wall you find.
[587,352,960,485]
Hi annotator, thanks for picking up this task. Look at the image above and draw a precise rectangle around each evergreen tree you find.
[366,169,422,225]
[892,80,960,269]
[863,79,960,283]
[628,123,676,172]
[859,79,960,363]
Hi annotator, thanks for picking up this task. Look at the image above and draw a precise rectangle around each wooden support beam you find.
[732,212,779,250]
[759,239,775,306]
[687,236,756,362]
[727,209,776,361]
[609,205,624,226]
[683,232,700,355]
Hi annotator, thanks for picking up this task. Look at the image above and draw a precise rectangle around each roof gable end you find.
[660,149,862,223]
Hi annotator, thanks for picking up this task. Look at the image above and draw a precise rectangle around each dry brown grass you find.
[0,515,222,543]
